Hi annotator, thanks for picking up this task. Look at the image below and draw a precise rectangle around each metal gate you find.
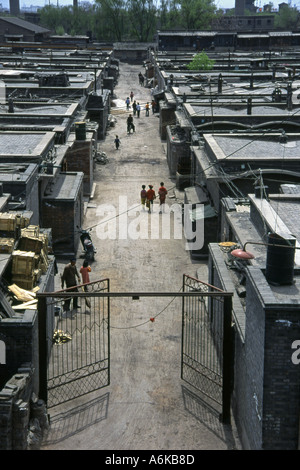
[37,276,232,417]
[181,274,233,423]
[38,279,110,409]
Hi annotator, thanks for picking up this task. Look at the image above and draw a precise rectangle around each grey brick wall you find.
[262,306,300,449]
[209,245,300,449]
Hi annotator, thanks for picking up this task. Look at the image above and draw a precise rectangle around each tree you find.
[178,0,216,30]
[95,0,127,41]
[126,0,158,42]
[187,50,215,70]
[275,5,300,30]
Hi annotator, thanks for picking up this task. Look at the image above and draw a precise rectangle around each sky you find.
[0,0,297,10]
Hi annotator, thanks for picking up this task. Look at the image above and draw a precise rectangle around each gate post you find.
[38,296,48,406]
[222,295,233,424]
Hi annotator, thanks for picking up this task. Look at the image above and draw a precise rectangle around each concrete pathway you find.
[41,61,241,451]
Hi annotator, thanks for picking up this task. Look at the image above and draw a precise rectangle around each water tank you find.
[75,122,86,141]
[265,233,296,285]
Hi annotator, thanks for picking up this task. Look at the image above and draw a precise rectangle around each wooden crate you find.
[33,268,42,282]
[12,275,35,291]
[18,236,43,254]
[39,248,49,274]
[34,254,40,269]
[12,250,35,276]
[21,225,40,239]
[0,238,15,253]
[16,214,31,229]
[0,213,17,232]
[39,233,49,255]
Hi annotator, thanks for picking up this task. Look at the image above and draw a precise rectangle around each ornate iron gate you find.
[181,275,233,423]
[38,279,110,409]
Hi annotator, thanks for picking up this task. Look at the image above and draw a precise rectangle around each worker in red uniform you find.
[140,185,147,209]
[158,182,168,213]
[146,185,156,213]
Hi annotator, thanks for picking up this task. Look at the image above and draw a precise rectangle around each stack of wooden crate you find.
[11,250,37,290]
[0,212,31,254]
[11,225,50,290]
[0,238,15,254]
[0,213,18,253]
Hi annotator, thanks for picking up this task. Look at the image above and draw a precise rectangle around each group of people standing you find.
[61,258,92,312]
[141,183,168,213]
[129,99,155,118]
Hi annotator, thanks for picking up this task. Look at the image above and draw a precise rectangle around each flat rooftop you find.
[204,133,300,162]
[0,131,55,158]
[43,172,83,201]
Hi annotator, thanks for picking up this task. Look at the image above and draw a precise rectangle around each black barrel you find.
[265,233,296,285]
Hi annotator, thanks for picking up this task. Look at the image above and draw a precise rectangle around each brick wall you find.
[262,307,300,449]
[160,107,176,141]
[209,244,300,449]
[166,125,190,177]
[65,137,94,196]
[209,246,264,449]
[42,201,78,256]
[41,174,83,256]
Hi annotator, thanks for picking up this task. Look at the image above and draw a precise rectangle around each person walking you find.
[145,102,150,116]
[146,185,156,213]
[61,258,81,311]
[132,100,137,116]
[125,96,130,110]
[136,102,141,118]
[151,99,156,114]
[138,72,144,86]
[130,91,134,102]
[158,182,168,213]
[140,185,147,209]
[80,259,91,291]
[127,114,135,134]
[114,135,121,150]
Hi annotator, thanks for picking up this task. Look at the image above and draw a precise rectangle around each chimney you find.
[265,232,296,286]
[9,0,20,16]
[235,0,245,15]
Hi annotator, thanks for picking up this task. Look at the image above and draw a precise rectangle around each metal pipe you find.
[243,241,299,252]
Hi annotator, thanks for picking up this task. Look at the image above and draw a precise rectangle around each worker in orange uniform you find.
[146,185,156,213]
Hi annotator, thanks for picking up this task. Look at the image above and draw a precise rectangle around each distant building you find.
[0,16,50,43]
[212,15,274,31]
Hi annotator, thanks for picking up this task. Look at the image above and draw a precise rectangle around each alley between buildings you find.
[41,61,241,451]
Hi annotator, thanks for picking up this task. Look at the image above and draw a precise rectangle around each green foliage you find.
[187,51,215,70]
[125,0,158,42]
[179,0,216,29]
[38,0,216,42]
[56,25,65,35]
[274,5,299,30]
